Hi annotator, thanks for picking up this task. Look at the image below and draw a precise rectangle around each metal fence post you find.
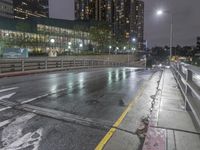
[184,69,193,111]
[61,58,63,68]
[21,59,24,72]
[45,59,48,70]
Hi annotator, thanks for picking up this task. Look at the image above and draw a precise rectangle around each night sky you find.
[50,0,200,48]
[143,0,200,47]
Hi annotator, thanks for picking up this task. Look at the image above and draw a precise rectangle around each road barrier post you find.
[21,59,25,72]
[45,59,48,70]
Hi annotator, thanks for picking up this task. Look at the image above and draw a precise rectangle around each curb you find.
[142,69,166,150]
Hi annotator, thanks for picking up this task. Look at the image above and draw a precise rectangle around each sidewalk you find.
[101,69,200,150]
[150,69,200,150]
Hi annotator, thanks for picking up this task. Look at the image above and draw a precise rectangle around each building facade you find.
[0,17,93,54]
[13,0,48,19]
[75,0,144,51]
[0,0,13,18]
[136,0,144,51]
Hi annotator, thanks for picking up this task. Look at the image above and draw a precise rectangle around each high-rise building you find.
[136,0,144,50]
[0,0,14,18]
[75,0,113,22]
[13,0,48,19]
[75,0,144,51]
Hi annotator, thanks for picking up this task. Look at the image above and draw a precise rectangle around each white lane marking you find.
[0,93,16,101]
[21,88,68,104]
[21,94,49,104]
[0,87,19,93]
[0,107,11,112]
[0,119,11,128]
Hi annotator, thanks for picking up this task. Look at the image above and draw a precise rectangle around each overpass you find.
[0,59,199,150]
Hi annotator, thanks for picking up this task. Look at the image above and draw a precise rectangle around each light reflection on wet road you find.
[0,67,155,150]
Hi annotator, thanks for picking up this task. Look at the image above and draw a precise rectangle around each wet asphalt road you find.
[0,67,155,150]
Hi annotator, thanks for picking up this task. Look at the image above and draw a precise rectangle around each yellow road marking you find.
[95,84,146,150]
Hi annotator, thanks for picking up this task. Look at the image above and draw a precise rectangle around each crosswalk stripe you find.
[0,87,18,93]
[0,107,11,112]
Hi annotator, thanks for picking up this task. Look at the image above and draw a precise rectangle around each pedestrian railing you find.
[0,58,124,73]
[171,62,200,125]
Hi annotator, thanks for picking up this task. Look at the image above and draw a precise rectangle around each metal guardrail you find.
[0,58,124,73]
[171,62,200,125]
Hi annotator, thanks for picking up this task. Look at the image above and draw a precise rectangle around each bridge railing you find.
[171,62,200,125]
[0,58,124,73]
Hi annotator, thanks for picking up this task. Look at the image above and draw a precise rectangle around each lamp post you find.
[109,45,112,55]
[156,9,173,59]
[123,46,126,54]
[50,38,55,56]
[68,42,72,55]
[79,43,83,54]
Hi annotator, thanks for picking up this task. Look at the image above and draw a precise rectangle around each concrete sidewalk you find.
[101,69,200,150]
[152,69,200,150]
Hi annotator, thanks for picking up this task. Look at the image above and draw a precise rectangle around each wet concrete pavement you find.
[0,67,156,150]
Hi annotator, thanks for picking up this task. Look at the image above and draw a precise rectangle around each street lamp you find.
[66,42,72,55]
[50,38,55,56]
[50,38,55,44]
[132,38,136,42]
[78,43,83,54]
[156,10,163,16]
[109,45,112,55]
[79,43,83,48]
[156,9,173,59]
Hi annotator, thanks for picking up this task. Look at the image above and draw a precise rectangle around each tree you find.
[89,24,111,52]
[16,22,31,47]
[0,40,5,56]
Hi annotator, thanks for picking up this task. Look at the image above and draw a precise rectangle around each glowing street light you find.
[68,42,72,46]
[156,9,173,59]
[109,45,112,55]
[50,38,55,44]
[123,46,126,50]
[156,9,164,16]
[79,43,83,48]
[132,38,136,42]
